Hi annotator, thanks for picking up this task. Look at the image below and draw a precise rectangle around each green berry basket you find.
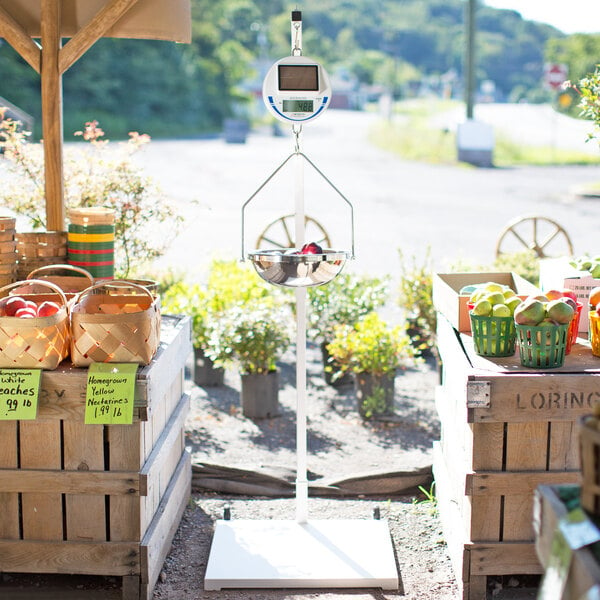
[515,322,568,369]
[469,313,516,357]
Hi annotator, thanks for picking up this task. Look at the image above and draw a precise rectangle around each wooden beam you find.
[0,6,41,73]
[41,0,65,232]
[59,0,141,73]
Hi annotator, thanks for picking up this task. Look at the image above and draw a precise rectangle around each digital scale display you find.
[283,99,314,113]
[263,55,331,123]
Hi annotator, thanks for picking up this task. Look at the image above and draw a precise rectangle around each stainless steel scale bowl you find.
[248,248,349,287]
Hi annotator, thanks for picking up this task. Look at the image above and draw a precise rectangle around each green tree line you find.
[0,0,597,139]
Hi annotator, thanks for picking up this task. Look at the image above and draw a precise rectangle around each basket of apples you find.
[513,295,575,369]
[468,282,521,357]
[0,279,70,369]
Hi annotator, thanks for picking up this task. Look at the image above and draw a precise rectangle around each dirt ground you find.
[0,344,540,599]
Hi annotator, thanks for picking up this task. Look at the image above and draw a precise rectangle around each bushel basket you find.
[70,280,160,366]
[0,279,70,370]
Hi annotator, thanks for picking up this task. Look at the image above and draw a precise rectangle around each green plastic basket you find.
[469,313,516,357]
[515,322,568,369]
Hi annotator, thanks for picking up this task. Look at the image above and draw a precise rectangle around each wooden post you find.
[40,0,65,232]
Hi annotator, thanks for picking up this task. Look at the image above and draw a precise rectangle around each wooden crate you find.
[534,484,600,600]
[434,313,591,600]
[0,314,192,600]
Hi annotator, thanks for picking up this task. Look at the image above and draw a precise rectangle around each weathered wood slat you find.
[466,471,581,496]
[140,450,191,597]
[20,420,63,541]
[0,6,40,72]
[0,421,19,539]
[59,0,140,73]
[0,539,140,575]
[0,468,141,495]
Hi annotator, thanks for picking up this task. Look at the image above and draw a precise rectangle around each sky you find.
[484,1,600,34]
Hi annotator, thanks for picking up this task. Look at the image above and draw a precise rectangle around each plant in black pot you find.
[307,273,389,386]
[215,298,292,419]
[326,312,417,419]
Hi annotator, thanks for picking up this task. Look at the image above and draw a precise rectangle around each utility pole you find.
[465,0,476,119]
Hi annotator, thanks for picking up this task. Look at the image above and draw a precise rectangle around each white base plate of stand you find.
[204,518,399,590]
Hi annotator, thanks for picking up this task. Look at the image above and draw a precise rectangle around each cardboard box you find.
[539,258,598,332]
[433,272,540,333]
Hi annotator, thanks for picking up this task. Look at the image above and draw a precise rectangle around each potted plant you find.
[159,259,276,387]
[397,248,437,359]
[215,298,292,419]
[326,312,417,418]
[161,279,228,387]
[307,273,389,385]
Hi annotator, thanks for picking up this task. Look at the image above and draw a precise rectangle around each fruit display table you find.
[434,313,594,600]
[0,314,192,600]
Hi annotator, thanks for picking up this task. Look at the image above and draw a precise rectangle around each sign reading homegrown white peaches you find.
[85,363,138,425]
[0,369,41,420]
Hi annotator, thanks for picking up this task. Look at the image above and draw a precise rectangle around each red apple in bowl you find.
[37,301,60,317]
[4,296,27,316]
[299,242,323,255]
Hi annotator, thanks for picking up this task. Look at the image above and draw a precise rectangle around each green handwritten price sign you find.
[85,363,138,425]
[0,369,41,420]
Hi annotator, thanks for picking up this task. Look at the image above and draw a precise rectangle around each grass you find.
[369,99,600,167]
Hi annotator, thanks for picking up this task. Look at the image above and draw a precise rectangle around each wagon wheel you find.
[256,214,331,249]
[495,215,573,258]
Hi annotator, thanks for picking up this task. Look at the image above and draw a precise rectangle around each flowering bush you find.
[566,67,600,146]
[0,115,181,277]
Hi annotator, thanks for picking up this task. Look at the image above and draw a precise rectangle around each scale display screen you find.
[278,65,319,91]
[283,99,314,113]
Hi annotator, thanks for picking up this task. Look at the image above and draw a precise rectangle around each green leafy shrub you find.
[326,312,417,377]
[307,273,389,343]
[214,298,292,374]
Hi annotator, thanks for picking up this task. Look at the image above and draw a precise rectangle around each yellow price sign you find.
[0,369,41,420]
[85,363,138,425]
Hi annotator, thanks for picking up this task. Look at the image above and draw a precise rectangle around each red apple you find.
[560,288,578,302]
[4,296,27,316]
[544,289,565,301]
[37,301,60,317]
[299,242,323,255]
[15,307,36,318]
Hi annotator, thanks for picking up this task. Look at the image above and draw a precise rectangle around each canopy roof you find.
[0,0,191,231]
[0,0,191,43]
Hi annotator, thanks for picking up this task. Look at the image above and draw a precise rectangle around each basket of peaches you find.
[0,280,71,369]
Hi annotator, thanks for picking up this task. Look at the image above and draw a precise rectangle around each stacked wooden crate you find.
[434,313,590,600]
[0,314,192,600]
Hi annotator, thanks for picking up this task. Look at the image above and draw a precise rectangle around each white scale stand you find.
[204,11,399,592]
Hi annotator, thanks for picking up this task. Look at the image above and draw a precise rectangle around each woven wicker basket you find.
[0,279,70,370]
[26,264,94,294]
[70,281,160,366]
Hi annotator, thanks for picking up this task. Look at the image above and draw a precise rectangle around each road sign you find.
[545,63,568,90]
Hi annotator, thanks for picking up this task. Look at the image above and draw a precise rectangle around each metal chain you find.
[293,124,302,153]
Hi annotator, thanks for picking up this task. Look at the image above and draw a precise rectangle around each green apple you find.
[483,282,504,293]
[492,304,511,318]
[514,298,546,326]
[472,299,492,316]
[546,299,574,324]
[485,292,506,306]
[505,296,522,315]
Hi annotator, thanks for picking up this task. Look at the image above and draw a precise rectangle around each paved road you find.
[142,108,600,284]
